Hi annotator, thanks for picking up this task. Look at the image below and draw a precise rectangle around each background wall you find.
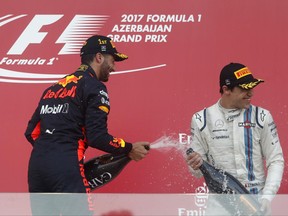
[1,0,287,194]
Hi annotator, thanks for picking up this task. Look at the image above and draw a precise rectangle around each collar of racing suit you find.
[78,64,98,79]
[217,99,242,122]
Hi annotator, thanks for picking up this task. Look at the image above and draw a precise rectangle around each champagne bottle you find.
[186,148,263,216]
[84,145,149,190]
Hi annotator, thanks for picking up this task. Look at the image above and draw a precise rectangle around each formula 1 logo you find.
[0,14,166,83]
[1,14,108,55]
[0,14,107,83]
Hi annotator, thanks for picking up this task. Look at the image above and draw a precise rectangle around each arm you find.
[187,111,208,178]
[84,83,132,154]
[260,111,284,201]
[24,106,41,146]
[83,80,149,158]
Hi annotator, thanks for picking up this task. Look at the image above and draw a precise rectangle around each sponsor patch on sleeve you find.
[98,105,109,113]
[109,138,126,148]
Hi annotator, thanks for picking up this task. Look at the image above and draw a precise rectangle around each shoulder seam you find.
[200,108,207,131]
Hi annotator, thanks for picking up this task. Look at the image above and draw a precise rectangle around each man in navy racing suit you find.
[25,35,150,215]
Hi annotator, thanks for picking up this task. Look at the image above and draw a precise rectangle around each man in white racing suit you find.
[186,63,284,215]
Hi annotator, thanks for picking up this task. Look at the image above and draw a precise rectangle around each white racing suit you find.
[189,100,284,215]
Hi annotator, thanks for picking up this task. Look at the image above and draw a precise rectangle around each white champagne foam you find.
[150,135,189,156]
[148,135,194,191]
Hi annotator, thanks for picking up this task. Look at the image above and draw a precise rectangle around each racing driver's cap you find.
[220,62,264,90]
[80,35,128,61]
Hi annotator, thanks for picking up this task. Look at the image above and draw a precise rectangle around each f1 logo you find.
[4,14,109,55]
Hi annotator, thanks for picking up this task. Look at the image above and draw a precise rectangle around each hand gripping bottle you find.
[85,145,150,190]
[186,148,263,216]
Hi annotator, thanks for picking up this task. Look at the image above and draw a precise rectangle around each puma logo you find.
[45,129,55,134]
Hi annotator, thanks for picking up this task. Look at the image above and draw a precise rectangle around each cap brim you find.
[80,49,128,61]
[112,52,128,62]
[238,79,264,89]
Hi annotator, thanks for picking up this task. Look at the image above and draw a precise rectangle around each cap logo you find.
[110,40,116,48]
[80,35,128,60]
[239,80,263,89]
[95,39,107,52]
[98,39,108,45]
[234,67,252,80]
[101,45,107,52]
[225,79,231,86]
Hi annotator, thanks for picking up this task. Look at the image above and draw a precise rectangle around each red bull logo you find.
[57,75,82,87]
[109,138,126,148]
[43,86,77,99]
[113,138,125,147]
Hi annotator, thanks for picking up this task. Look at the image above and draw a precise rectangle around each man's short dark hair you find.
[81,54,95,65]
[219,85,234,94]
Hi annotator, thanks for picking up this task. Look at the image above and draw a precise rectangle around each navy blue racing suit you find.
[25,64,132,213]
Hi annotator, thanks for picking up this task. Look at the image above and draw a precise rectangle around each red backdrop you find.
[1,0,287,194]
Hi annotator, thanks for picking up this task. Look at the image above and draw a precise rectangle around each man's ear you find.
[222,85,230,94]
[95,53,103,64]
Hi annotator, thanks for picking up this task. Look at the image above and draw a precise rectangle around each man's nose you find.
[247,89,253,97]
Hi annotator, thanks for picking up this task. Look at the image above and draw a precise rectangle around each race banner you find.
[1,0,287,196]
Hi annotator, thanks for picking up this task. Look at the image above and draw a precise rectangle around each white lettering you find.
[101,97,110,106]
[88,172,112,189]
[145,34,167,42]
[120,14,144,22]
[178,208,186,216]
[107,34,142,42]
[40,103,69,114]
[178,207,205,216]
[47,57,57,65]
[112,24,172,33]
[99,90,109,98]
[146,14,197,23]
[0,57,8,64]
[179,133,192,145]
[0,57,46,65]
